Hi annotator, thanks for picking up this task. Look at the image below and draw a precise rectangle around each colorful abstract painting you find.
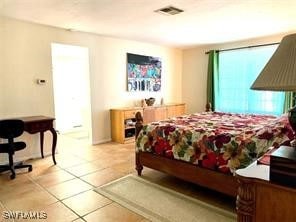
[127,53,161,92]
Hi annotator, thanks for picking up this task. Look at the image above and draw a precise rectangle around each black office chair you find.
[0,119,32,179]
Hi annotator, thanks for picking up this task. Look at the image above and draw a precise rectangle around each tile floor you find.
[0,135,235,222]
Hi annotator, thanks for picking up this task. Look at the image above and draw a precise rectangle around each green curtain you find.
[206,50,218,110]
[283,92,296,113]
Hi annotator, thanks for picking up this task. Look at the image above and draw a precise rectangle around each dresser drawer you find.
[124,109,143,119]
[25,120,53,134]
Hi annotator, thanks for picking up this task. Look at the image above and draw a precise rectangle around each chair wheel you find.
[10,174,16,179]
[28,166,32,172]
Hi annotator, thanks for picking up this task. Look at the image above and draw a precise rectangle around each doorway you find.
[51,43,92,141]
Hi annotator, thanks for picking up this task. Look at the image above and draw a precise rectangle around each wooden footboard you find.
[135,110,238,197]
[136,152,238,197]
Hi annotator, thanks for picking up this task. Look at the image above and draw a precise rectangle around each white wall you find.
[2,16,289,162]
[182,46,209,114]
[182,33,289,114]
[0,17,183,160]
[89,37,183,144]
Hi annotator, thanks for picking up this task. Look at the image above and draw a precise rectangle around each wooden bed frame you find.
[134,110,238,197]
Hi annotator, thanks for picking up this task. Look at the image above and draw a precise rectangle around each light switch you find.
[36,79,46,85]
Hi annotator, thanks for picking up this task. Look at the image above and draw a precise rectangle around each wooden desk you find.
[235,162,296,222]
[19,116,57,165]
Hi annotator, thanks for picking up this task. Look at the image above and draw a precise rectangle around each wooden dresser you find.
[110,103,185,143]
[235,161,296,222]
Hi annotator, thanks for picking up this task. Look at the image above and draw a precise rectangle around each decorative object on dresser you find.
[110,103,185,143]
[144,97,155,106]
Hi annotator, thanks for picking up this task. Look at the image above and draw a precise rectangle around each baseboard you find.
[0,151,54,165]
[92,138,112,145]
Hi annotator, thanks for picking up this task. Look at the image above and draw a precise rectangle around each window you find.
[214,45,284,116]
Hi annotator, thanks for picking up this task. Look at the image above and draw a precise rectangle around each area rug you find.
[94,175,236,222]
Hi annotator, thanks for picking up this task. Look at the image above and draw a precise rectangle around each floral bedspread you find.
[136,112,293,174]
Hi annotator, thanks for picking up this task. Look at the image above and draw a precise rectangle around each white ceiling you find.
[1,0,296,48]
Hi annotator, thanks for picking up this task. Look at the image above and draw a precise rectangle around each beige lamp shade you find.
[251,33,296,91]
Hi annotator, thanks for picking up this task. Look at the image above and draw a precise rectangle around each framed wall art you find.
[127,53,162,92]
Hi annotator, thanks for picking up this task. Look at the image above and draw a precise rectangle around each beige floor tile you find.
[0,210,14,222]
[72,218,85,222]
[33,169,75,188]
[0,173,30,186]
[2,189,57,211]
[0,135,236,222]
[83,202,144,222]
[72,151,110,162]
[80,168,124,187]
[46,178,93,200]
[65,162,104,177]
[55,155,88,168]
[33,201,78,222]
[27,155,56,167]
[0,164,34,181]
[68,151,96,161]
[91,156,128,168]
[26,157,60,178]
[0,202,9,222]
[62,190,112,216]
[110,160,135,174]
[28,165,60,178]
[0,179,44,202]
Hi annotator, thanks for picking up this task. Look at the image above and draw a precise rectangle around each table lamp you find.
[251,33,296,147]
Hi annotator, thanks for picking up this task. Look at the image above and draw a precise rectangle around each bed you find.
[134,109,293,197]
